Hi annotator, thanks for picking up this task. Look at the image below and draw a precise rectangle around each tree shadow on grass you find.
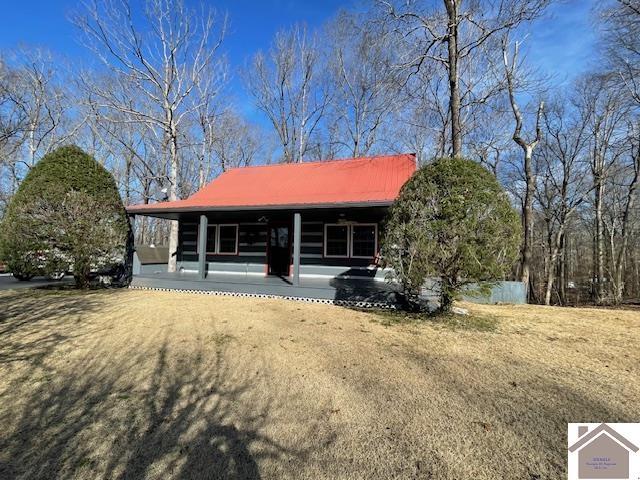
[0,288,112,366]
[0,324,318,479]
[365,307,500,332]
[401,347,637,479]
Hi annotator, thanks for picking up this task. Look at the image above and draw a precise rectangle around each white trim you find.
[174,270,388,281]
[323,223,350,258]
[300,253,323,258]
[301,265,391,271]
[206,262,266,268]
[180,269,265,276]
[300,273,388,282]
[350,223,378,259]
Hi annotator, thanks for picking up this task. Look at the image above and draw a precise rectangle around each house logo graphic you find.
[568,423,640,479]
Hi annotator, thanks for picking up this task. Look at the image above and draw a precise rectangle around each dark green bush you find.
[0,145,131,287]
[381,157,521,312]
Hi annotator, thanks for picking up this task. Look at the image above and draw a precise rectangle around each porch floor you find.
[130,271,401,305]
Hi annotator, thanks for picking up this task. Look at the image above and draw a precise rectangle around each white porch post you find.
[198,214,208,280]
[293,212,301,286]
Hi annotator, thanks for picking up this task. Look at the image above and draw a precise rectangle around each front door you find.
[268,224,291,276]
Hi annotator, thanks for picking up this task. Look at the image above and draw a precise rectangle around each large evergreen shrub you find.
[381,157,521,312]
[0,145,131,287]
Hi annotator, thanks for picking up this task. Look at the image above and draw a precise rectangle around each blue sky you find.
[526,0,600,85]
[0,0,598,104]
[0,0,347,70]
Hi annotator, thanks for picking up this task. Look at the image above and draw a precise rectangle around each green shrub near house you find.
[381,157,521,313]
[0,145,131,288]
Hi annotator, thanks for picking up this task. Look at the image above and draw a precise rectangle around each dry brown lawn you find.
[0,288,638,480]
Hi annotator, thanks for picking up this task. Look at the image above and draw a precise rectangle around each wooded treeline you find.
[0,0,639,305]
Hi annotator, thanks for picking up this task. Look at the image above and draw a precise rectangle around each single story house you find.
[127,154,415,288]
[126,153,526,305]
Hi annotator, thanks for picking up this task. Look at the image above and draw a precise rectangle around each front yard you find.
[0,288,638,479]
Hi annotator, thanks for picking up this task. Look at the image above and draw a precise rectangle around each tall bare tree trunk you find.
[521,146,535,299]
[544,225,565,305]
[444,0,461,157]
[167,125,179,272]
[559,232,567,305]
[594,171,605,302]
[613,142,640,302]
[502,39,544,301]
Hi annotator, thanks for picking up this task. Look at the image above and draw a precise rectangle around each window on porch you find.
[218,225,239,254]
[199,223,238,255]
[351,224,377,258]
[324,225,349,257]
[324,223,378,259]
[206,225,217,253]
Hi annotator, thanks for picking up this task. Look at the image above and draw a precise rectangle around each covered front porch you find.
[130,269,401,306]
[130,204,389,284]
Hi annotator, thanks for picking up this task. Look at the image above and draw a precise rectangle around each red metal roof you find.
[127,153,416,213]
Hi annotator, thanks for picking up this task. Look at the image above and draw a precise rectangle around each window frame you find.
[215,224,239,256]
[197,223,239,256]
[323,222,378,260]
[323,223,350,258]
[350,223,378,259]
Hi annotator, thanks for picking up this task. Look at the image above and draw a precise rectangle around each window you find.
[324,224,349,257]
[351,224,377,258]
[323,223,378,259]
[197,223,238,255]
[217,224,238,254]
[206,225,217,253]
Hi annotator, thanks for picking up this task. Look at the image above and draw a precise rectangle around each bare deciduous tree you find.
[325,12,399,157]
[0,50,79,213]
[536,103,590,305]
[246,25,330,163]
[380,0,550,157]
[73,0,227,272]
[502,36,544,299]
[601,123,640,303]
[577,76,628,302]
[602,0,640,104]
[210,111,264,174]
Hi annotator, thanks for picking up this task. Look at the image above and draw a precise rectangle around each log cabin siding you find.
[176,208,386,278]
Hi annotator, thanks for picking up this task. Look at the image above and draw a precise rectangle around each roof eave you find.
[126,200,394,216]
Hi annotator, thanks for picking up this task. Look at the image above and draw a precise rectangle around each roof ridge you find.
[225,153,416,171]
